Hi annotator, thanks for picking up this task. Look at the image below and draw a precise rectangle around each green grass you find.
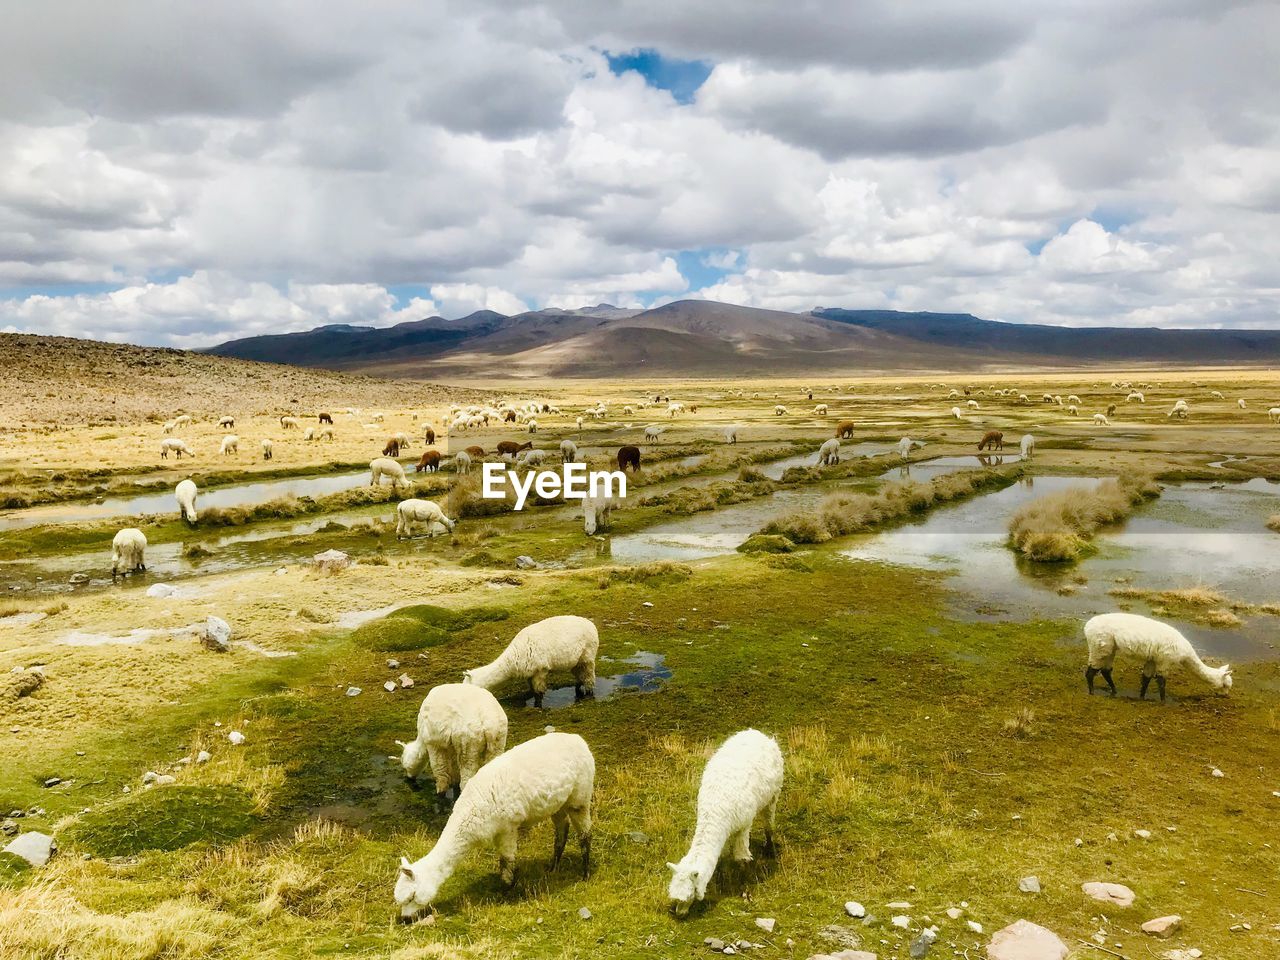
[64,786,259,857]
[3,552,1277,958]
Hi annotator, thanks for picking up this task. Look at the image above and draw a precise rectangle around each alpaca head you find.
[394,856,439,922]
[395,738,421,776]
[1216,664,1234,692]
[667,860,706,917]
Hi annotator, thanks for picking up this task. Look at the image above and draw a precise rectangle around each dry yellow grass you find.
[1007,473,1160,561]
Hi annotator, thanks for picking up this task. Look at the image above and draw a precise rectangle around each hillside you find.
[208,300,1280,378]
[0,333,473,427]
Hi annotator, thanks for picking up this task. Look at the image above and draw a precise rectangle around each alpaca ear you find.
[399,857,415,880]
[394,740,407,748]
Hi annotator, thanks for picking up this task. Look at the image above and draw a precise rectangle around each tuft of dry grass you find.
[1268,514,1280,533]
[1002,708,1036,739]
[1008,473,1160,562]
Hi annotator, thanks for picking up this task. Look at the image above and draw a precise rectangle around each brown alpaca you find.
[503,410,517,422]
[834,420,855,439]
[496,440,533,457]
[464,445,486,459]
[617,445,641,472]
[423,427,436,445]
[383,439,401,458]
[977,430,1004,451]
[318,412,333,424]
[416,450,442,473]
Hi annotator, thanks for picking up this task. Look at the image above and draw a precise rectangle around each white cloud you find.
[0,0,1276,343]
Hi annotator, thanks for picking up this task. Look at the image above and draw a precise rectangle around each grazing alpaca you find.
[1093,413,1110,425]
[951,406,964,419]
[464,445,486,460]
[424,427,436,445]
[383,439,402,458]
[667,729,783,917]
[463,615,599,707]
[111,528,147,577]
[394,683,507,797]
[977,430,1003,451]
[1270,407,1280,423]
[1085,612,1232,702]
[559,439,579,463]
[370,457,409,489]
[416,450,442,473]
[395,499,455,539]
[318,412,333,424]
[218,416,235,428]
[393,733,594,921]
[175,479,198,524]
[280,416,300,429]
[1237,399,1247,410]
[723,426,739,444]
[617,445,641,473]
[834,420,855,439]
[496,440,533,459]
[220,434,239,455]
[815,438,840,465]
[1019,434,1035,457]
[1106,403,1117,417]
[453,451,472,474]
[262,438,273,460]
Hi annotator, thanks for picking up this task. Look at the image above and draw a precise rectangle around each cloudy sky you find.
[1,0,1276,347]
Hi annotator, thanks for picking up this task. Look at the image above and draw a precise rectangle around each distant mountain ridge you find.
[207,300,1280,378]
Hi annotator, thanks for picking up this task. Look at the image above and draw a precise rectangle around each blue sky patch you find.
[605,48,712,105]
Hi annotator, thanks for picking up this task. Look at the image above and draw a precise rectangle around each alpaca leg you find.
[551,812,569,870]
[530,671,548,709]
[730,827,753,864]
[1139,673,1151,700]
[566,804,592,879]
[1101,667,1116,696]
[573,659,595,697]
[496,829,518,887]
[1156,675,1166,702]
[457,743,483,792]
[1085,666,1098,694]
[426,745,454,796]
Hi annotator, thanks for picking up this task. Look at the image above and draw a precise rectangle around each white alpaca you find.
[896,437,923,459]
[1041,393,1054,403]
[395,684,507,797]
[1020,434,1035,457]
[1018,393,1030,403]
[815,438,840,465]
[218,416,235,428]
[667,402,684,418]
[1067,394,1081,404]
[261,438,273,460]
[582,492,617,536]
[303,427,316,441]
[1210,390,1224,400]
[161,419,177,434]
[774,405,787,415]
[644,425,666,442]
[575,416,584,430]
[318,426,335,441]
[559,439,579,463]
[966,399,979,409]
[1068,405,1079,416]
[527,419,538,434]
[111,528,147,576]
[394,732,594,920]
[521,449,547,467]
[219,434,239,456]
[667,729,783,917]
[1092,413,1110,425]
[1127,391,1145,403]
[813,404,828,416]
[1270,407,1280,423]
[395,499,455,539]
[175,479,198,524]
[173,414,192,428]
[1237,399,1247,410]
[370,457,408,489]
[463,615,598,708]
[1084,612,1232,702]
[453,451,472,474]
[951,406,964,419]
[1168,400,1189,420]
[723,425,739,444]
[160,438,194,459]
[948,389,960,399]
[280,416,300,429]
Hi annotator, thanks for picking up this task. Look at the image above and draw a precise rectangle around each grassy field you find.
[3,364,1280,959]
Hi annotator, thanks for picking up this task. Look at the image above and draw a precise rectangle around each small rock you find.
[1134,829,1152,840]
[196,750,211,763]
[3,831,56,867]
[142,771,159,784]
[228,731,245,745]
[1018,876,1041,894]
[845,901,867,918]
[945,908,963,920]
[1211,767,1224,778]
[386,659,400,669]
[706,938,726,951]
[642,601,654,608]
[42,777,61,788]
[68,573,89,584]
[201,616,232,652]
[578,906,592,920]
[909,933,931,958]
[399,674,414,688]
[153,774,176,786]
[723,948,736,956]
[145,583,177,598]
[755,918,776,934]
[986,919,1069,960]
[345,686,362,697]
[887,901,912,910]
[892,915,911,929]
[1082,881,1136,907]
[1,819,17,836]
[966,920,983,934]
[383,681,396,692]
[1074,838,1084,847]
[1141,915,1182,938]
[313,549,351,575]
[514,555,538,570]
[626,831,650,844]
[1162,950,1202,960]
